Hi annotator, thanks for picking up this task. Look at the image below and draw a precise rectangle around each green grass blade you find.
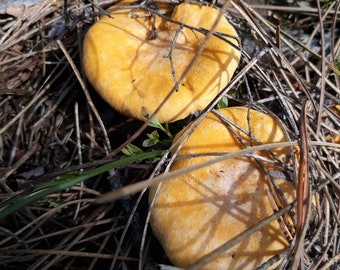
[0,150,165,221]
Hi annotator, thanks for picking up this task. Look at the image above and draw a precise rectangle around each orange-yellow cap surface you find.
[149,107,295,269]
[83,3,240,122]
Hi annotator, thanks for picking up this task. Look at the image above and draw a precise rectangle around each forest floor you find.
[0,0,339,269]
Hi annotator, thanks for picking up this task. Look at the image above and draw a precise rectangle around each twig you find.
[315,0,326,138]
[0,248,137,260]
[248,4,340,15]
[74,102,83,221]
[164,24,184,91]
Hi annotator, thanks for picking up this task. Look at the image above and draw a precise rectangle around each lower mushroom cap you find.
[83,2,240,123]
[149,107,296,269]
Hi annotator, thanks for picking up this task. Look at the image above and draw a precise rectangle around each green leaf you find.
[216,96,228,109]
[143,130,160,147]
[142,139,156,147]
[141,106,172,138]
[148,130,160,140]
[121,144,144,156]
[148,115,162,129]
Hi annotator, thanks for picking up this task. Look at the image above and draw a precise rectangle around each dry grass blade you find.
[56,39,112,153]
[292,99,311,269]
[95,141,298,203]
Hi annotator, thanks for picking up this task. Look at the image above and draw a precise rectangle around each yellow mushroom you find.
[149,107,296,269]
[83,2,240,122]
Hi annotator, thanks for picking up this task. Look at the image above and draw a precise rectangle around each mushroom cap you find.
[149,107,295,269]
[83,3,240,122]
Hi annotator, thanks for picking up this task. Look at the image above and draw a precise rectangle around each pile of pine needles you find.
[0,0,339,269]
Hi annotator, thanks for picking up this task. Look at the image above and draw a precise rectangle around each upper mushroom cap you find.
[83,2,240,122]
[149,107,295,269]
